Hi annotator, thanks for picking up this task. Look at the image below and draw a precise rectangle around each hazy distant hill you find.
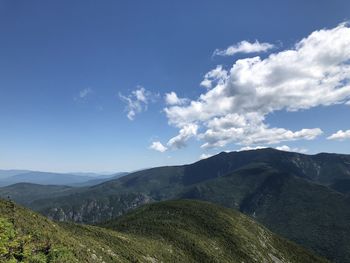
[0,198,327,262]
[27,148,350,262]
[0,183,76,206]
[0,170,127,187]
[71,172,128,187]
[0,169,31,180]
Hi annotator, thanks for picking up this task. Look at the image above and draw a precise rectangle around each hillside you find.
[0,198,326,263]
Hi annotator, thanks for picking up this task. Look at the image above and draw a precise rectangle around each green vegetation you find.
[104,199,327,263]
[0,200,78,262]
[0,198,327,262]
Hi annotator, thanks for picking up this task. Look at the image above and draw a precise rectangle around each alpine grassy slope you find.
[13,148,350,262]
[0,198,327,263]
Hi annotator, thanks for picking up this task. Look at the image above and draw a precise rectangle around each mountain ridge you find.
[3,148,350,262]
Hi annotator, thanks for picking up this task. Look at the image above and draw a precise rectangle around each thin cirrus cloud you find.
[150,23,350,152]
[119,86,157,120]
[79,88,93,98]
[327,130,350,141]
[213,40,274,56]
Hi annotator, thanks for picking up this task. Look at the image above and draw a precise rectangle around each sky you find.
[1,0,350,173]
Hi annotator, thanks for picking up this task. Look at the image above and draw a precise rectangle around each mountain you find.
[26,148,350,262]
[0,198,327,262]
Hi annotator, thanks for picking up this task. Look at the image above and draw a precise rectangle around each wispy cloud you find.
[119,86,157,120]
[213,40,274,56]
[75,88,93,102]
[79,88,93,99]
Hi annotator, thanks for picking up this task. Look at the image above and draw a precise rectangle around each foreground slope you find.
[0,199,326,263]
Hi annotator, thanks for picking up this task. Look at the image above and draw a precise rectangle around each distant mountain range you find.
[0,198,327,262]
[0,170,127,187]
[2,148,350,261]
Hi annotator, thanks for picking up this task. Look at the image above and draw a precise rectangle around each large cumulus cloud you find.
[152,23,350,151]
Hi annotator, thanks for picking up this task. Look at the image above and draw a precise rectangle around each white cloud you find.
[214,40,274,56]
[164,23,350,150]
[167,123,198,149]
[119,86,156,120]
[149,124,198,152]
[199,153,214,159]
[201,144,307,159]
[327,130,350,141]
[149,141,168,152]
[346,101,350,105]
[238,145,307,153]
[199,79,212,89]
[239,146,267,151]
[165,92,188,105]
[275,145,293,151]
[275,145,308,153]
[200,65,228,89]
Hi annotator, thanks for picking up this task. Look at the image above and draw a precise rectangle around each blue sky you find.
[1,0,350,172]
